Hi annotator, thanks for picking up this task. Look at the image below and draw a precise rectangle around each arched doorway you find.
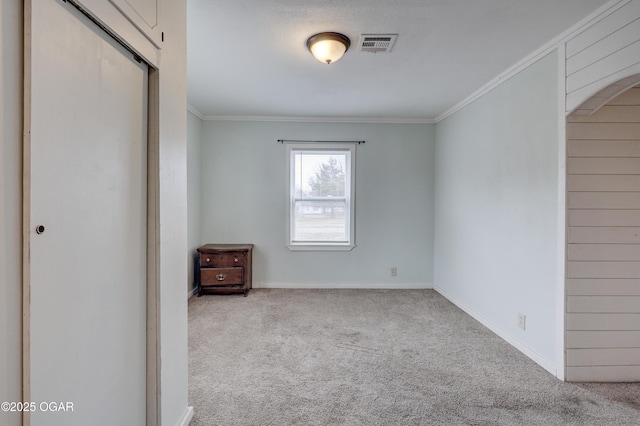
[565,77,640,382]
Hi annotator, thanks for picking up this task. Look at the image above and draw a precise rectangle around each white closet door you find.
[26,1,148,424]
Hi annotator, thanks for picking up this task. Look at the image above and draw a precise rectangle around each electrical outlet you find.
[518,313,526,330]
[391,267,397,277]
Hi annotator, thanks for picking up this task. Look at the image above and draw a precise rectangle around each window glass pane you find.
[293,152,346,198]
[291,150,349,243]
[293,199,347,242]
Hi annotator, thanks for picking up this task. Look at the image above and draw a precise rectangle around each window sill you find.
[287,244,356,252]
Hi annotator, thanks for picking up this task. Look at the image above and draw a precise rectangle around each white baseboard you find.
[178,406,194,426]
[187,286,198,299]
[189,283,431,295]
[433,284,559,378]
[256,282,433,290]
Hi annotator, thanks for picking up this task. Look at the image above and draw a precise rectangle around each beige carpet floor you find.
[188,289,640,425]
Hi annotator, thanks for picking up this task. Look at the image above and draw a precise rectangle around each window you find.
[286,143,356,250]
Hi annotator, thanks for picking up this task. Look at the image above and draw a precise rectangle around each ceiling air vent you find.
[358,34,397,53]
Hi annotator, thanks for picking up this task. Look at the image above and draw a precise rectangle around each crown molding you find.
[197,115,435,124]
[186,104,205,120]
[434,0,630,123]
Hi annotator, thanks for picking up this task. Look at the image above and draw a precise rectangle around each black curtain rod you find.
[277,139,365,144]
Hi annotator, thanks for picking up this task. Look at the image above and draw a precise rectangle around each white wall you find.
[200,121,435,289]
[156,0,190,423]
[434,52,561,373]
[187,111,203,294]
[565,0,640,113]
[0,1,23,425]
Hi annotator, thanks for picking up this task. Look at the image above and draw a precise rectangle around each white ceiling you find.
[187,0,611,121]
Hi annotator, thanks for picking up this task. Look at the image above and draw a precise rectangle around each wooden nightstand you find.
[196,244,254,297]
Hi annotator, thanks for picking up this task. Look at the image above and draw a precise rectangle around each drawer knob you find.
[234,257,239,263]
[216,273,227,281]
[205,257,211,262]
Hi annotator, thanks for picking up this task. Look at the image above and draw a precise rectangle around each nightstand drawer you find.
[201,267,243,286]
[200,252,244,268]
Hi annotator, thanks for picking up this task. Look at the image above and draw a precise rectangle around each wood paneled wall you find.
[566,0,640,113]
[566,86,640,381]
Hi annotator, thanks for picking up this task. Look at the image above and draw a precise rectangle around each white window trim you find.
[285,143,356,251]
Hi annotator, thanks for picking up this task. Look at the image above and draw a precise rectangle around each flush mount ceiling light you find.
[306,32,351,64]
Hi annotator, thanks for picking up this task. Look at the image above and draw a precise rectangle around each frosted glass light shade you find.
[306,32,350,64]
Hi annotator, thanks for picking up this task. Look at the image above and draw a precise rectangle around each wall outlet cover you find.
[518,313,526,330]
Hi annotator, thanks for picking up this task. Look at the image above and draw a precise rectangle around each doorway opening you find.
[565,76,640,382]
